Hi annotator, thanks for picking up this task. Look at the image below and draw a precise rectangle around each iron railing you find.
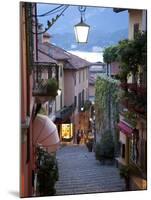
[32,63,59,97]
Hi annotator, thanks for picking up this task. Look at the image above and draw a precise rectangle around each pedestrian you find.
[77,130,81,144]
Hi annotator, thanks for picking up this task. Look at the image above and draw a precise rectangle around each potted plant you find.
[34,78,59,103]
[36,147,59,196]
[46,78,59,97]
[119,165,130,190]
[95,130,115,165]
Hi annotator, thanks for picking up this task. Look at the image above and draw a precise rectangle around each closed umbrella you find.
[33,114,60,153]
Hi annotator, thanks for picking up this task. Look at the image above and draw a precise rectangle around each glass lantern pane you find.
[74,25,89,43]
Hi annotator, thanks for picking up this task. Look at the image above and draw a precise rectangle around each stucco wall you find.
[64,70,75,106]
[128,10,144,40]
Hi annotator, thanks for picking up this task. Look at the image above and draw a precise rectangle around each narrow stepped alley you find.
[55,144,125,196]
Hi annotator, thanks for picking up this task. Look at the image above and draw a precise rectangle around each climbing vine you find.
[95,75,120,134]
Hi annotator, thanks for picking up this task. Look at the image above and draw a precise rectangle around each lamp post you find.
[74,6,90,43]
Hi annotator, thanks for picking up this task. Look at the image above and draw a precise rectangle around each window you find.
[79,71,81,83]
[74,96,77,108]
[78,92,81,111]
[82,89,84,106]
[60,93,62,109]
[86,68,88,80]
[74,74,76,86]
[60,66,63,77]
[134,23,139,38]
[130,130,139,164]
[121,144,125,158]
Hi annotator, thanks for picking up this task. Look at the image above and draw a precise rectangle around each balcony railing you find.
[32,63,59,102]
[121,92,146,116]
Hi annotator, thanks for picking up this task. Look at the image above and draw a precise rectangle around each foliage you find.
[119,165,130,179]
[95,130,115,162]
[103,31,147,81]
[95,75,120,132]
[103,45,118,64]
[46,78,59,97]
[36,147,59,196]
[124,111,137,127]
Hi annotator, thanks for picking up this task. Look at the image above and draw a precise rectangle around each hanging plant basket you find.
[33,78,59,103]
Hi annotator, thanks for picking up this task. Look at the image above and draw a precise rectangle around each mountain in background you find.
[51,28,128,51]
[37,4,129,51]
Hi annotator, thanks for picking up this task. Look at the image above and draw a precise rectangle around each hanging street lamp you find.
[74,6,90,43]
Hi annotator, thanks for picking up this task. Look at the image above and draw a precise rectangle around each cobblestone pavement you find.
[55,144,125,196]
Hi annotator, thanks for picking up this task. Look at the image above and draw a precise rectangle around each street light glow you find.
[74,20,90,43]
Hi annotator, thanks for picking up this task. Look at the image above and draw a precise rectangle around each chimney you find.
[42,32,51,43]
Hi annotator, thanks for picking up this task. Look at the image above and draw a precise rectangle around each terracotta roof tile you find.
[39,42,92,70]
[37,49,58,64]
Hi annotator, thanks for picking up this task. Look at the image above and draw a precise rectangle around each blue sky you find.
[37,3,128,35]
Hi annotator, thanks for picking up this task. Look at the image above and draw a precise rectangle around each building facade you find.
[20,3,61,197]
[114,8,147,190]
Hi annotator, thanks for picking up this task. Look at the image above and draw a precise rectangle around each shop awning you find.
[33,114,60,153]
[117,121,133,135]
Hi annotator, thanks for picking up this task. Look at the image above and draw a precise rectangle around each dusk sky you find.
[37,3,128,35]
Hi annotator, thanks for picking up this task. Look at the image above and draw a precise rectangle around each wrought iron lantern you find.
[74,6,90,43]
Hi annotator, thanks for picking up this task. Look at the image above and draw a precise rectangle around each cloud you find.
[86,8,106,19]
[71,44,77,49]
[92,46,103,52]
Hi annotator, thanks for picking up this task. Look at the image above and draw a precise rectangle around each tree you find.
[103,46,118,76]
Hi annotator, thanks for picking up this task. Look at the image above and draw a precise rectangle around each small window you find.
[60,93,62,108]
[74,96,77,107]
[79,71,81,83]
[122,144,125,158]
[60,66,63,77]
[78,92,81,111]
[134,23,139,38]
[74,73,76,86]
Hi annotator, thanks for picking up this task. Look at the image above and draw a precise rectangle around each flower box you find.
[120,83,128,90]
[128,83,137,92]
[137,86,147,96]
[134,105,145,114]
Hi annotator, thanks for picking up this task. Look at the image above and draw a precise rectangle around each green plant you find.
[119,165,131,190]
[36,147,59,196]
[95,130,115,162]
[119,165,130,179]
[46,78,59,97]
[124,111,137,127]
[95,75,120,133]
